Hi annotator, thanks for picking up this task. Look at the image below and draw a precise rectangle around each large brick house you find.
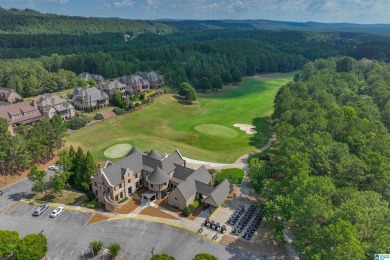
[0,101,44,134]
[92,148,230,212]
[119,75,150,94]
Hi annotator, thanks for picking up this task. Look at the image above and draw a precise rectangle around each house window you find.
[174,197,178,201]
[119,184,122,189]
[120,192,123,199]
[151,184,154,188]
[115,195,118,201]
[94,182,97,187]
[128,179,131,184]
[95,190,98,196]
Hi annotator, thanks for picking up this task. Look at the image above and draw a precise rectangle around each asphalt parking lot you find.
[9,203,92,225]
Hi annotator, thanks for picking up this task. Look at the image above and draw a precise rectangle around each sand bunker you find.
[233,124,257,135]
[104,143,133,159]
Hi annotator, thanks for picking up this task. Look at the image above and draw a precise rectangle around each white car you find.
[50,206,64,218]
[48,165,59,171]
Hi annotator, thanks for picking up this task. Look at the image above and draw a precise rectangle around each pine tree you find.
[73,147,85,191]
[82,151,95,192]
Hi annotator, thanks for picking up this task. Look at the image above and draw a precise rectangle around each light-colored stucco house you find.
[91,148,230,212]
[37,93,76,120]
[71,87,109,111]
[0,101,44,134]
[0,87,22,104]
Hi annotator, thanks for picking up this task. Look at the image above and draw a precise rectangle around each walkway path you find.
[185,133,277,171]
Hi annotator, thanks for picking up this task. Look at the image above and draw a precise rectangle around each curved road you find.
[0,173,272,260]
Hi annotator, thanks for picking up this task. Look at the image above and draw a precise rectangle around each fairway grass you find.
[194,124,238,138]
[66,72,294,163]
[104,143,133,159]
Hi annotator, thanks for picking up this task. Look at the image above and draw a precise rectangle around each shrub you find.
[113,107,125,115]
[182,206,192,217]
[193,253,218,260]
[188,204,195,212]
[94,113,104,120]
[151,253,175,260]
[135,101,141,107]
[89,240,103,255]
[208,168,217,175]
[118,197,128,204]
[213,168,244,186]
[108,243,121,257]
[69,116,87,130]
[193,200,200,208]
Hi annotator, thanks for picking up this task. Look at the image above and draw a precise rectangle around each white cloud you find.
[113,0,134,8]
[202,3,219,11]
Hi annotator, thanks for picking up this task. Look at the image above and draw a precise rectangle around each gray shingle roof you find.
[174,165,212,200]
[146,167,170,185]
[194,181,215,196]
[103,150,143,186]
[147,150,162,160]
[203,179,230,207]
[72,87,108,102]
[171,164,194,183]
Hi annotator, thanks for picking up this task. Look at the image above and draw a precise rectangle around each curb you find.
[107,215,218,244]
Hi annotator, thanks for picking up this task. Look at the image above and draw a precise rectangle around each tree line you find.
[248,57,390,259]
[0,115,67,174]
[28,146,95,195]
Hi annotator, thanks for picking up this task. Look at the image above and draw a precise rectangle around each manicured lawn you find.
[213,168,245,185]
[66,73,294,163]
[32,189,87,205]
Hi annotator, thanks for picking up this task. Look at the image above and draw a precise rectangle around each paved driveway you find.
[0,173,275,260]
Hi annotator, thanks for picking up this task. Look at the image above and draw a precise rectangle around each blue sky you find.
[1,0,390,24]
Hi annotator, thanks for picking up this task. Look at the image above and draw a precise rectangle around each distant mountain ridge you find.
[0,7,389,36]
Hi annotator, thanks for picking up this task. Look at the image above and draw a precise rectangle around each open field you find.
[66,73,294,163]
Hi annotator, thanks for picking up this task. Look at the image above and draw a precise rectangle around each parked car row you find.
[243,210,264,240]
[204,219,227,234]
[33,204,64,218]
[232,203,257,236]
[227,204,245,225]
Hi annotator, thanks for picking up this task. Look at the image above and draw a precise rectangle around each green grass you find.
[66,73,294,163]
[194,124,239,138]
[33,189,87,205]
[213,168,245,185]
[104,144,133,159]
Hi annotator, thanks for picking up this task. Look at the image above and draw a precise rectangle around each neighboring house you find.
[71,87,109,111]
[119,75,150,93]
[135,71,164,88]
[92,148,230,212]
[0,101,44,134]
[37,93,76,120]
[0,87,22,104]
[77,72,104,82]
[97,80,129,99]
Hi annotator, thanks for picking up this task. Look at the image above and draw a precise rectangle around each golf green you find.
[194,124,238,138]
[66,72,295,163]
[103,144,133,159]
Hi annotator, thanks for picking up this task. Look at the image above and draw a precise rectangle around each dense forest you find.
[248,57,390,259]
[0,8,390,98]
[0,115,67,173]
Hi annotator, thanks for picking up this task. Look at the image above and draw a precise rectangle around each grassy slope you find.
[66,73,294,163]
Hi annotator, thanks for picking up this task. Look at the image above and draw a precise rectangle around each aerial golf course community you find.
[67,72,294,163]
